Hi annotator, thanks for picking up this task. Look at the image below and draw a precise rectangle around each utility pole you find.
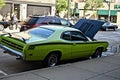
[67,0,70,20]
[12,2,14,14]
[105,0,111,21]
[108,1,111,21]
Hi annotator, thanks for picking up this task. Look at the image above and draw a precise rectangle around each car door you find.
[61,31,72,60]
[70,31,93,59]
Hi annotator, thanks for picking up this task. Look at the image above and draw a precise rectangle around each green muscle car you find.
[0,25,108,67]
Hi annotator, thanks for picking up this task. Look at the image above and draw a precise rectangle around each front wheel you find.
[43,53,59,67]
[9,25,13,30]
[113,28,116,31]
[91,48,103,58]
[105,27,108,31]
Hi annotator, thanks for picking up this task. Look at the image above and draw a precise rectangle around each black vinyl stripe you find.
[30,42,107,47]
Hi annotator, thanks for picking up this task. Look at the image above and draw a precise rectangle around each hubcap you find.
[0,25,4,31]
[48,55,57,67]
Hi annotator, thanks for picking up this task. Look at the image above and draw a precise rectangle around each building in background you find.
[0,0,56,21]
[97,0,120,23]
[71,0,120,26]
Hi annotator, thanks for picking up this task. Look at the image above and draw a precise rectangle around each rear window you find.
[27,17,38,24]
[29,27,54,38]
[27,17,46,24]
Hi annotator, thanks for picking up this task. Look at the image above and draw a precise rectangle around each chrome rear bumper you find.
[0,44,24,59]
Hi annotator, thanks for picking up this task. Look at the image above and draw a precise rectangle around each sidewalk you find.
[0,53,120,80]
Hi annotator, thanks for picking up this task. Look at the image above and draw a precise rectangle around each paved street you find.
[0,0,120,79]
[0,51,120,80]
[95,30,120,54]
[0,28,120,80]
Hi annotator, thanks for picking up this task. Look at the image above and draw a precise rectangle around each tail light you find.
[32,24,40,28]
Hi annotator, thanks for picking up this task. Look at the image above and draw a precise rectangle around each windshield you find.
[29,28,54,38]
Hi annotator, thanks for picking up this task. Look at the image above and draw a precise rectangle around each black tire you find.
[9,25,13,30]
[105,27,108,31]
[113,28,116,31]
[20,26,27,32]
[20,27,24,32]
[44,53,59,67]
[0,24,4,31]
[91,48,103,58]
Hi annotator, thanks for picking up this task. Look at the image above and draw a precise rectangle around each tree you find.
[56,0,68,16]
[0,0,5,9]
[84,0,104,18]
[56,0,68,12]
[84,0,104,11]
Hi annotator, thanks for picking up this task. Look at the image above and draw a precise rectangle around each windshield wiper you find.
[8,33,12,37]
[21,37,26,42]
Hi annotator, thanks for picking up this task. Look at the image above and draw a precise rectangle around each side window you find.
[28,17,38,24]
[61,19,70,27]
[49,18,61,25]
[38,17,46,24]
[71,31,88,41]
[61,31,71,40]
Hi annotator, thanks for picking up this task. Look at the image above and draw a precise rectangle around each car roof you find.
[38,25,79,31]
[31,15,60,18]
[31,15,69,21]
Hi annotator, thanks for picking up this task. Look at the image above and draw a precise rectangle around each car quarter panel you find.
[23,42,72,61]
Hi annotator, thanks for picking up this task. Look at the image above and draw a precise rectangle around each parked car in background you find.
[102,21,118,31]
[98,19,118,31]
[0,25,108,67]
[0,21,10,31]
[0,20,19,31]
[20,16,73,31]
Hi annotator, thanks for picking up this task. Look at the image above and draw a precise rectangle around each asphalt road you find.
[95,29,120,54]
[0,28,120,77]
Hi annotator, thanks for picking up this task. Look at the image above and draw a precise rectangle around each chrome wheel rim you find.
[48,54,58,67]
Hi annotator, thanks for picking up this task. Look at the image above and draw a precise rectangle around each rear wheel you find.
[20,26,27,32]
[0,24,4,31]
[44,53,59,67]
[91,48,103,58]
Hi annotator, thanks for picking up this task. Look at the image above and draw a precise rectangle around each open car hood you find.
[73,19,104,39]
